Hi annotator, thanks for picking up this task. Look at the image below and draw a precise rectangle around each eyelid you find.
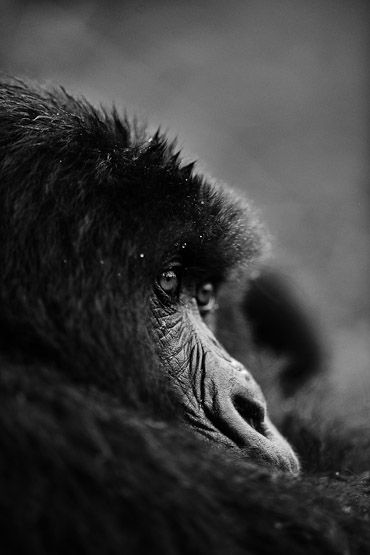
[166,261,183,272]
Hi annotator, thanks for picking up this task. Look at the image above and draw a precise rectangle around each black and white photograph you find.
[0,1,369,553]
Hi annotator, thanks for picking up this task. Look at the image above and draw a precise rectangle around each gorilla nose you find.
[232,391,266,435]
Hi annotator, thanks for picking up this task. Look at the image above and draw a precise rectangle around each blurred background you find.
[0,0,369,422]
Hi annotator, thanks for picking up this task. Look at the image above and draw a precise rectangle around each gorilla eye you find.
[196,283,216,312]
[158,270,180,297]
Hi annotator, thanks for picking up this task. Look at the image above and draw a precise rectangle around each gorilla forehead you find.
[0,79,266,280]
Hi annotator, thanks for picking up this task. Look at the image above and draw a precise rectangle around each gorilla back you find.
[0,79,369,554]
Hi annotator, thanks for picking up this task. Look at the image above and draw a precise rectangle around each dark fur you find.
[0,79,369,554]
[243,268,323,396]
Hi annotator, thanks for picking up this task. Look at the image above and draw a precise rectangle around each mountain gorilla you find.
[0,79,369,554]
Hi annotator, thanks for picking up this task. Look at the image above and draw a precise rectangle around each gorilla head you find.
[0,79,298,475]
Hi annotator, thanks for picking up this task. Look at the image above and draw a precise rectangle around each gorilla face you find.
[150,261,300,474]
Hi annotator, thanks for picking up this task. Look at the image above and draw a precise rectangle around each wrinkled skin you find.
[151,274,300,474]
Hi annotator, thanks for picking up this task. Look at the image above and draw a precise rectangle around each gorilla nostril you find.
[232,393,265,435]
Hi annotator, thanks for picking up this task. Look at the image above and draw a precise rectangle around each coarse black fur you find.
[0,78,369,554]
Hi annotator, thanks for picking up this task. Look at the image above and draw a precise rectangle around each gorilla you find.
[0,78,369,554]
